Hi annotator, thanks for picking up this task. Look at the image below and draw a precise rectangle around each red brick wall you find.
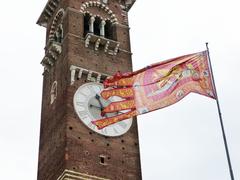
[37,1,141,179]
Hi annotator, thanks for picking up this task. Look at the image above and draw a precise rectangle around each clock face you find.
[73,82,132,137]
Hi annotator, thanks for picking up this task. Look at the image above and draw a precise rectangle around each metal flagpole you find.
[205,42,235,180]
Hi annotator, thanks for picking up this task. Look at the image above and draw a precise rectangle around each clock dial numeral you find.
[81,87,91,96]
[76,101,85,107]
[117,121,127,129]
[78,110,90,121]
[112,127,119,134]
[76,105,85,111]
[76,94,87,102]
[87,121,96,130]
[87,85,98,94]
[94,85,102,94]
[101,127,108,135]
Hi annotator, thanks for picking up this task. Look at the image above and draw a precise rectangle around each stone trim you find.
[70,65,110,85]
[119,48,132,55]
[57,169,110,180]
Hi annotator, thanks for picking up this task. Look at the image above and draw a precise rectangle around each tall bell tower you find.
[37,0,141,179]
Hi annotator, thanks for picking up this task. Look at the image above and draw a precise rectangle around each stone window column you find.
[70,66,76,85]
[89,16,95,33]
[100,20,106,37]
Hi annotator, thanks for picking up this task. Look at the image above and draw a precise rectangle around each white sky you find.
[0,0,239,179]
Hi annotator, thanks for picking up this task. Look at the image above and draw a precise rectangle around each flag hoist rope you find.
[206,42,235,180]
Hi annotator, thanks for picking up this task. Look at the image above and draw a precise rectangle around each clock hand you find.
[95,94,104,110]
[95,94,126,116]
[89,104,101,109]
[95,94,108,117]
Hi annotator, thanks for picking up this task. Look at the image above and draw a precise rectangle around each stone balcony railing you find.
[85,33,120,56]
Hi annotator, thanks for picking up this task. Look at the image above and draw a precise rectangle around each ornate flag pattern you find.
[92,51,216,129]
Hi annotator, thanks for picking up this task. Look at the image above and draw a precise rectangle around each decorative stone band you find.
[85,33,120,56]
[41,42,62,72]
[57,169,110,180]
[70,65,109,85]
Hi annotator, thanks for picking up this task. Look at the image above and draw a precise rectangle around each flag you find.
[92,51,216,129]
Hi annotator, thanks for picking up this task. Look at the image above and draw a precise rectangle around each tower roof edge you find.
[37,0,136,26]
[126,0,136,11]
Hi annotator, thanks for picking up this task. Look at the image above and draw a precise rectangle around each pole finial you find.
[205,42,209,51]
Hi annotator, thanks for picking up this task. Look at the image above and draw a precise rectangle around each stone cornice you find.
[37,0,136,27]
[125,0,136,11]
[37,0,61,27]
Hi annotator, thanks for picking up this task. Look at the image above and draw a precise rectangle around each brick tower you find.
[37,0,141,179]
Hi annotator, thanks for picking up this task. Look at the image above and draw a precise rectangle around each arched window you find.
[105,20,113,40]
[94,16,101,36]
[84,13,91,36]
[83,14,116,40]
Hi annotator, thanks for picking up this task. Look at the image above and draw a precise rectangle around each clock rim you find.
[73,82,133,137]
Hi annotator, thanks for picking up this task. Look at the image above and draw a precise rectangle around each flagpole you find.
[205,42,235,180]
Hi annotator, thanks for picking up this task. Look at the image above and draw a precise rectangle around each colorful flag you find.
[92,51,216,129]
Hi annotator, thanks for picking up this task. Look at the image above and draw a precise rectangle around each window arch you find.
[80,1,118,24]
[81,2,118,41]
[83,15,116,40]
[49,9,64,43]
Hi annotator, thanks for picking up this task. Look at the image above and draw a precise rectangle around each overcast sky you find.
[0,0,239,179]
